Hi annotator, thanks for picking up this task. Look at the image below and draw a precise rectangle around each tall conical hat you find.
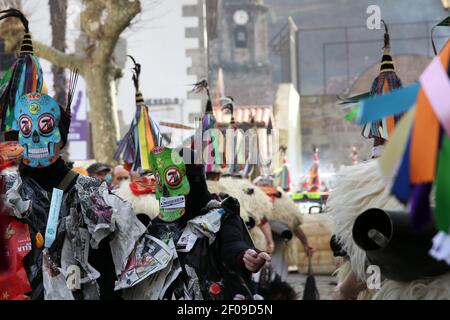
[361,20,403,149]
[114,56,162,171]
[0,9,43,132]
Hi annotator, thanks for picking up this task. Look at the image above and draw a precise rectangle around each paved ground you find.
[287,271,336,300]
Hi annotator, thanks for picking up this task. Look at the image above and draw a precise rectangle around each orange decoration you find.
[35,232,44,249]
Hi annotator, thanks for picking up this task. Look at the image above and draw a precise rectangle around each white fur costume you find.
[220,176,273,225]
[328,160,450,299]
[255,185,304,267]
[114,182,159,220]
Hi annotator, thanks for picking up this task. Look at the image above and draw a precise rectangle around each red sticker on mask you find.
[164,167,182,187]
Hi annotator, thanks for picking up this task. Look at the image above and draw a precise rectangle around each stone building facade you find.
[300,95,372,174]
[208,0,275,105]
[300,54,432,174]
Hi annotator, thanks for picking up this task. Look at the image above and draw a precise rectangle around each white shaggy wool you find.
[230,177,273,222]
[114,183,159,220]
[219,177,254,223]
[326,160,404,281]
[372,274,450,300]
[250,227,267,251]
[206,180,229,196]
[270,189,303,231]
[327,160,450,300]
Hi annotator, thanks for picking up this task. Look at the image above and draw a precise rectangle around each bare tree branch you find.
[34,40,84,73]
[79,0,105,40]
[93,0,141,61]
[0,0,21,10]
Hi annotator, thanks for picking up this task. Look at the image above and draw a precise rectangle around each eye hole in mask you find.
[244,188,254,195]
[19,116,33,136]
[38,114,56,135]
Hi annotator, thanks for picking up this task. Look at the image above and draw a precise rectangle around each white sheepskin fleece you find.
[326,160,404,281]
[263,189,304,266]
[206,180,230,196]
[219,177,254,223]
[230,177,273,223]
[327,160,450,300]
[372,273,450,300]
[270,189,303,231]
[114,183,159,220]
[250,227,267,251]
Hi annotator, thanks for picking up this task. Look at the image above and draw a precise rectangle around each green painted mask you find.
[149,147,190,222]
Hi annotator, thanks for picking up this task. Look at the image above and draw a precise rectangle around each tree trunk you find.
[49,0,67,105]
[84,64,120,164]
[0,0,142,164]
[49,0,69,161]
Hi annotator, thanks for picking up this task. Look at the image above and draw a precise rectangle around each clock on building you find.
[233,10,249,25]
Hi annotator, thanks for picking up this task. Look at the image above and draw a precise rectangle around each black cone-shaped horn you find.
[352,208,450,282]
[270,220,293,241]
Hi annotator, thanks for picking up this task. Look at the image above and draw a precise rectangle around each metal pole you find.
[203,0,210,114]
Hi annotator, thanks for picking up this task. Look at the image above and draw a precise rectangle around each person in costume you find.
[122,147,270,300]
[0,10,145,299]
[308,147,320,192]
[329,21,450,300]
[329,20,404,300]
[254,175,314,282]
[3,91,146,300]
[195,82,275,255]
[0,140,25,298]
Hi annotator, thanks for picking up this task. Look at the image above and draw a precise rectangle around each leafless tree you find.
[49,0,67,105]
[1,0,143,163]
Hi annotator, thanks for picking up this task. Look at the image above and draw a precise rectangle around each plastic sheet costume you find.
[2,92,146,300]
[0,14,146,297]
[121,148,258,300]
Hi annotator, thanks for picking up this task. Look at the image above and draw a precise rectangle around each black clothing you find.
[19,158,72,192]
[149,196,254,300]
[16,159,120,300]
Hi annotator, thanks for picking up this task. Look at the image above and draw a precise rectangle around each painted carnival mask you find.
[149,147,190,222]
[13,93,61,168]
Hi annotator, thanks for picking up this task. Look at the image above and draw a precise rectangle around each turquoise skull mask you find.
[13,93,61,168]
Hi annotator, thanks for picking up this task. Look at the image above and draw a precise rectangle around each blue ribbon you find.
[357,82,420,125]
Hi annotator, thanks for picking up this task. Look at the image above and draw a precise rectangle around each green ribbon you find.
[345,106,359,122]
[435,134,450,233]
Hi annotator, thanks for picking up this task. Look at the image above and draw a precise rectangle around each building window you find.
[235,26,248,48]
